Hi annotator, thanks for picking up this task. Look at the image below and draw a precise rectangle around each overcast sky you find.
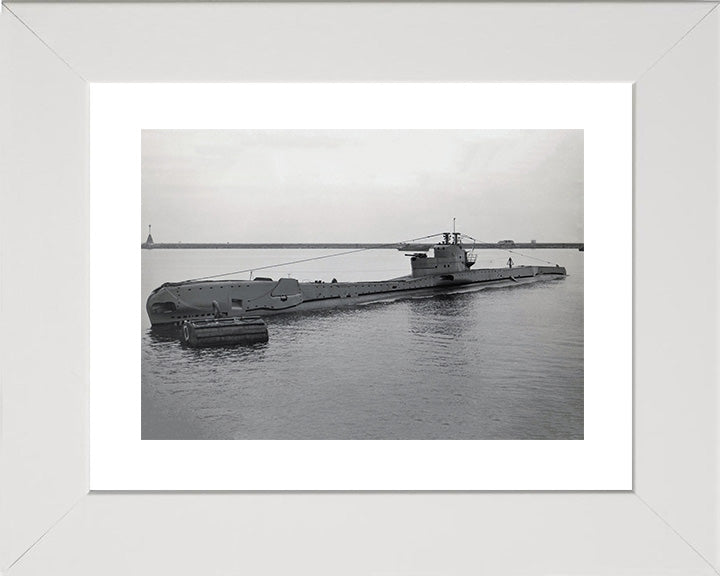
[142,129,583,244]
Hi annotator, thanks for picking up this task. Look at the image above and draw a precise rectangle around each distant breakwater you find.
[142,242,584,251]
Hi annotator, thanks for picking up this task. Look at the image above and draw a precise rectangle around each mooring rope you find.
[184,232,446,282]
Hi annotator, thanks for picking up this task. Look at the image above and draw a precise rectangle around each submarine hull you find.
[146,265,566,326]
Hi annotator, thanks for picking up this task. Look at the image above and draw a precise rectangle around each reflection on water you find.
[142,249,583,439]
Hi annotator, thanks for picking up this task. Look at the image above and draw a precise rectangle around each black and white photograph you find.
[141,129,584,440]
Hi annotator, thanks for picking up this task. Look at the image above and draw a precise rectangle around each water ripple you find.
[142,249,584,439]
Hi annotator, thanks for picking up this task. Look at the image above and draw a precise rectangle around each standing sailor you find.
[507,257,513,268]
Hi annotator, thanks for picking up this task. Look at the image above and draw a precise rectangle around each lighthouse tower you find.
[144,225,154,248]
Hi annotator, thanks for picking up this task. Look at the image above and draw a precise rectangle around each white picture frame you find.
[2,2,719,574]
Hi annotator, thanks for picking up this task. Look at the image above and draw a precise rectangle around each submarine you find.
[146,231,567,327]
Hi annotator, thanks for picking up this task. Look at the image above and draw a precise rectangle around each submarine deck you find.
[298,265,564,303]
[147,265,566,325]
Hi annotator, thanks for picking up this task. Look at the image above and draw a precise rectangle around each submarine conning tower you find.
[409,232,475,278]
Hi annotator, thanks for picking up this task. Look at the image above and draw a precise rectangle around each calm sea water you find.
[142,249,583,439]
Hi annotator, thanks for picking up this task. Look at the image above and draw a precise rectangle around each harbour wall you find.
[141,242,584,251]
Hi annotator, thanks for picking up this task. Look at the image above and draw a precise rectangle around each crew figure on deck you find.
[507,257,513,269]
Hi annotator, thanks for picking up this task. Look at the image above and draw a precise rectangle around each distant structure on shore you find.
[143,225,154,249]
